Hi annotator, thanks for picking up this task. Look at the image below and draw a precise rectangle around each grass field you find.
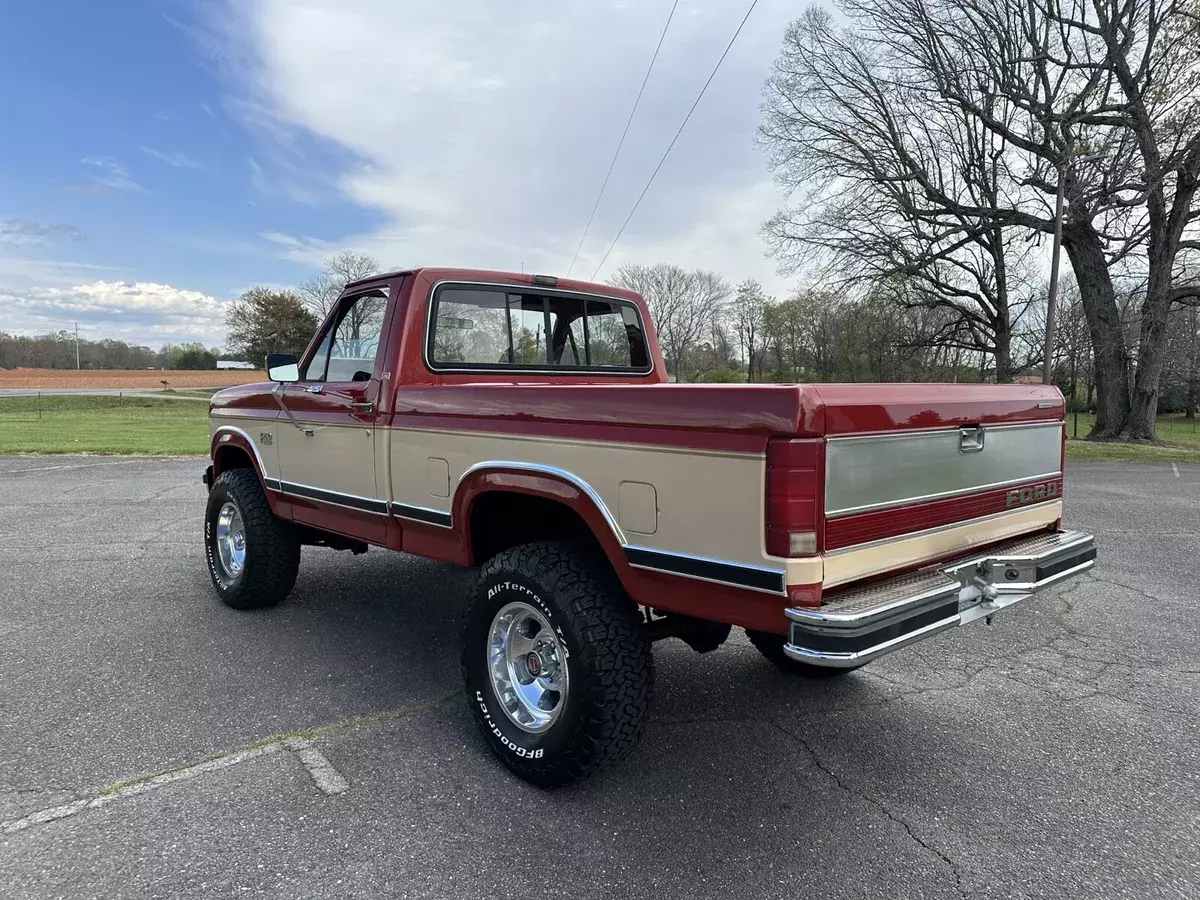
[1065,411,1200,462]
[0,394,210,455]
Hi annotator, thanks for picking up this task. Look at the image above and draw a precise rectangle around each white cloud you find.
[80,157,142,193]
[0,280,228,346]
[0,218,84,250]
[140,146,202,169]
[208,0,800,293]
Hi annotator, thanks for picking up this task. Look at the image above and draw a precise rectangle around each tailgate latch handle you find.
[959,425,986,453]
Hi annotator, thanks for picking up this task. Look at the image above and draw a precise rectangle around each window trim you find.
[423,280,654,375]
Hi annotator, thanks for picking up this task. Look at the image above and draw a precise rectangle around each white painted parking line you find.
[1172,463,1181,478]
[2,692,456,836]
[2,738,353,836]
[285,737,350,795]
[2,743,285,835]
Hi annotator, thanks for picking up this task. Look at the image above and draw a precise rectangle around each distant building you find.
[216,360,256,370]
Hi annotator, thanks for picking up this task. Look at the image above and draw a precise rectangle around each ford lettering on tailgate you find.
[1006,481,1060,508]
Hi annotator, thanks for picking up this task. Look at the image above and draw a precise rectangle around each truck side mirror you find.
[265,353,300,382]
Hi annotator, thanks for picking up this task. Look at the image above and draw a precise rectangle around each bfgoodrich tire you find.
[462,542,653,787]
[745,628,864,677]
[204,468,300,610]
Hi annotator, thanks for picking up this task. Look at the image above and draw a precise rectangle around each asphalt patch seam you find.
[769,719,970,900]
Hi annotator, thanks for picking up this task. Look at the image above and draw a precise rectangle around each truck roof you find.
[343,267,630,300]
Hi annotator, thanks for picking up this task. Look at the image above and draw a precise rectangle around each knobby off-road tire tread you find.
[207,468,300,610]
[745,628,862,677]
[462,541,653,786]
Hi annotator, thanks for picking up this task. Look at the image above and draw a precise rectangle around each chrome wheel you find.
[487,601,569,733]
[215,501,247,579]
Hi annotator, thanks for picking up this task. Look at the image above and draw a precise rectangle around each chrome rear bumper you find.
[784,530,1096,668]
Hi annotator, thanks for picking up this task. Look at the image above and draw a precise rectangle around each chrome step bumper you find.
[784,530,1097,668]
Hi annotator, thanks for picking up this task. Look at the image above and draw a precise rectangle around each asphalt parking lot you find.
[1,456,1197,899]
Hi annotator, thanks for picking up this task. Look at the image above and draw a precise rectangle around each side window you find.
[301,329,333,381]
[428,285,650,372]
[300,290,388,382]
[581,300,639,368]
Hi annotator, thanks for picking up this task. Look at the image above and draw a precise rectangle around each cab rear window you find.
[427,283,652,373]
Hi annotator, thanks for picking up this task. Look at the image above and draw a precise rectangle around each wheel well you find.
[213,444,255,478]
[469,491,609,567]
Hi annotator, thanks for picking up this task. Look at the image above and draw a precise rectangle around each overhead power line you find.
[566,0,680,278]
[590,0,760,282]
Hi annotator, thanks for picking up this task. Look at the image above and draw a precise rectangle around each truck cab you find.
[204,267,1096,786]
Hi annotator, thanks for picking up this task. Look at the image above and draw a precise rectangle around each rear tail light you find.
[765,438,823,558]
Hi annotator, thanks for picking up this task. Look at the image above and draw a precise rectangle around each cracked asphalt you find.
[1,456,1197,899]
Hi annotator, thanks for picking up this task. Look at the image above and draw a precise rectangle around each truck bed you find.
[385,380,1066,600]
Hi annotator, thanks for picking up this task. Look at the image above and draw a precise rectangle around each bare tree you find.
[760,1,1200,438]
[609,264,731,381]
[732,279,768,381]
[297,250,381,317]
[761,10,1041,382]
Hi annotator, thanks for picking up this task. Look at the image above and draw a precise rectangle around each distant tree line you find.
[609,263,1036,386]
[0,332,221,371]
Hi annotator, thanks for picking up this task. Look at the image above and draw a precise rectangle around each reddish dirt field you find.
[0,368,266,389]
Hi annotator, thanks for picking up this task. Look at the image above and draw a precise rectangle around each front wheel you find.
[462,542,653,787]
[745,629,864,677]
[204,468,300,610]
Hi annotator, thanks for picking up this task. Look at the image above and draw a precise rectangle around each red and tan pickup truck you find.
[204,267,1096,786]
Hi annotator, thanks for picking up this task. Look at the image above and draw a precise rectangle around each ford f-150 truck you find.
[203,267,1096,786]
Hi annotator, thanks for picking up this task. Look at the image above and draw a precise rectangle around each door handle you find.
[958,426,985,453]
[350,400,375,413]
[305,384,323,394]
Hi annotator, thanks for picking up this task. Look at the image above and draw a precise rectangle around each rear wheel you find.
[745,629,864,677]
[204,468,300,610]
[462,542,653,787]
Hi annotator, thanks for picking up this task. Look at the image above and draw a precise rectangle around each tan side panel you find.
[389,428,768,566]
[279,421,378,499]
[822,501,1062,588]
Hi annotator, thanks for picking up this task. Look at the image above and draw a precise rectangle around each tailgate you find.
[811,385,1065,585]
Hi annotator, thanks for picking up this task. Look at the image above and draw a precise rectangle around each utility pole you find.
[1042,167,1066,386]
[75,322,80,370]
[1043,151,1104,385]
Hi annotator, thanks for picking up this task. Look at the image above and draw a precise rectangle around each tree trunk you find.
[993,320,1012,384]
[1125,253,1176,440]
[1062,224,1131,439]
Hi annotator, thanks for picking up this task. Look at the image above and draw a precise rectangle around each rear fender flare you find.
[453,463,628,574]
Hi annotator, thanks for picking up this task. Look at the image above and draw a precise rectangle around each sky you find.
[0,0,809,352]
